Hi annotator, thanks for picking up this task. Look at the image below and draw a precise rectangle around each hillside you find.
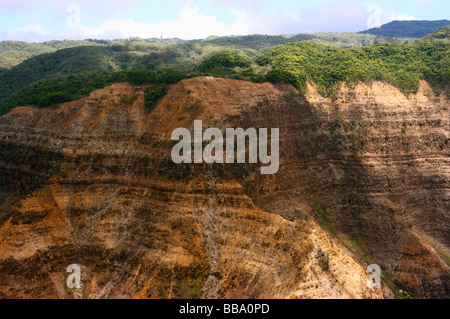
[0,38,186,70]
[0,40,106,69]
[0,31,411,116]
[255,40,450,95]
[1,37,448,117]
[360,20,450,38]
[426,26,450,40]
[0,32,388,71]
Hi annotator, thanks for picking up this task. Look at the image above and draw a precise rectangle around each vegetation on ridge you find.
[0,30,448,116]
[255,40,449,96]
[0,33,388,70]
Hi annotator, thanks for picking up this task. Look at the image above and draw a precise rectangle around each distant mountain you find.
[360,20,450,38]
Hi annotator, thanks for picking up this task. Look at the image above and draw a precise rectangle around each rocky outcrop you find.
[0,77,448,299]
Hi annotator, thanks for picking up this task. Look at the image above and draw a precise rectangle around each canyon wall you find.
[0,77,448,298]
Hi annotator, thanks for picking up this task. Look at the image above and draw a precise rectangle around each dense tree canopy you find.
[255,40,449,96]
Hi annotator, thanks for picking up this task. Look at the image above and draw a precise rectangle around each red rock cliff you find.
[0,77,448,299]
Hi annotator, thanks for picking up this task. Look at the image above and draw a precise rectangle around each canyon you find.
[0,77,448,299]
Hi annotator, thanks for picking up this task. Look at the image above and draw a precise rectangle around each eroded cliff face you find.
[0,77,448,299]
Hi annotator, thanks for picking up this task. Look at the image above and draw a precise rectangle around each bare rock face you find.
[0,77,448,299]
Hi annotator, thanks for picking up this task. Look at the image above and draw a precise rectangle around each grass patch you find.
[349,236,365,253]
[438,248,450,266]
[314,204,337,237]
[120,95,137,105]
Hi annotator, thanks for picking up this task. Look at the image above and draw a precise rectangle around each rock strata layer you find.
[0,77,448,299]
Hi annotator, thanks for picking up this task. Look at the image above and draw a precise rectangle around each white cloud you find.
[2,5,252,41]
[79,6,250,39]
[5,24,50,42]
[229,9,301,35]
[366,4,416,29]
[298,0,369,33]
[0,1,419,42]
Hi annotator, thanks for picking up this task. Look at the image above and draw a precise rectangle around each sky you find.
[0,0,448,42]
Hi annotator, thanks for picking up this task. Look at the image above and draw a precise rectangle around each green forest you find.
[0,28,448,116]
[255,39,449,95]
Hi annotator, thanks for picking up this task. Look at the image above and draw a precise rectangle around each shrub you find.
[145,86,167,112]
[198,50,251,73]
